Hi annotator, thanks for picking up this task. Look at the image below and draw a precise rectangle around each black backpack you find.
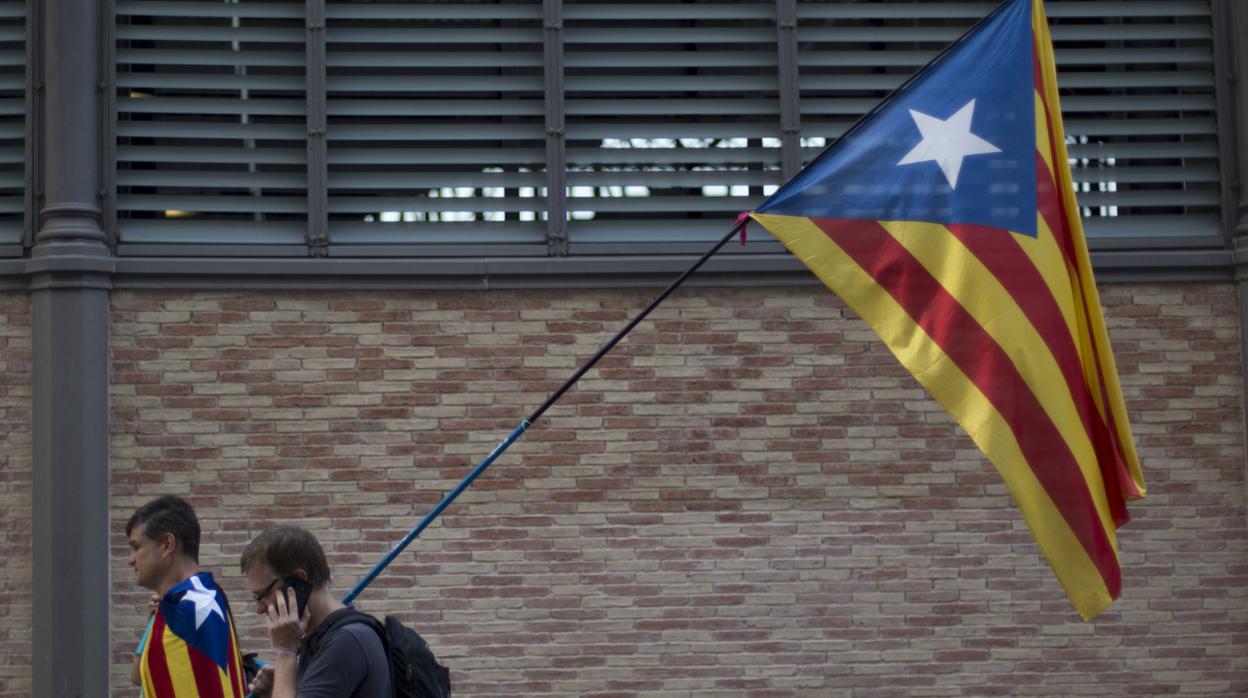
[305,608,451,698]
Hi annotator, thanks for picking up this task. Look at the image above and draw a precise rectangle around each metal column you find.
[28,0,114,693]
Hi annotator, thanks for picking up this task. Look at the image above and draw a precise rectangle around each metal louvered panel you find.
[325,1,547,247]
[111,0,1223,251]
[0,1,20,245]
[116,0,307,245]
[563,0,784,247]
[797,0,1220,239]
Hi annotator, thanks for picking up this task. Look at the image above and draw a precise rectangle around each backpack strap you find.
[299,607,379,664]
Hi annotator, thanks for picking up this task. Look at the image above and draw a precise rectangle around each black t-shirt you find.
[298,610,392,698]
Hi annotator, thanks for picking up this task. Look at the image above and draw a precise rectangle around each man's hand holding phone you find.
[264,582,311,657]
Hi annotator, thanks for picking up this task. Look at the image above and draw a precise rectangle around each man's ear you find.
[159,532,177,557]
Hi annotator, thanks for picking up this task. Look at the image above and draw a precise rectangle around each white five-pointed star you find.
[182,576,226,630]
[897,99,1000,189]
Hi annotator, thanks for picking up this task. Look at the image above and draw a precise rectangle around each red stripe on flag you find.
[812,216,1121,597]
[1032,45,1140,508]
[187,641,226,697]
[947,221,1128,525]
[146,615,177,698]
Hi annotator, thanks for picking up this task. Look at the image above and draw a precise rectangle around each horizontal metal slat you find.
[119,48,304,68]
[563,27,774,44]
[118,1,303,19]
[328,147,545,166]
[121,145,305,165]
[328,99,544,118]
[328,27,540,44]
[327,221,546,245]
[119,219,307,244]
[1075,190,1220,207]
[118,25,305,43]
[330,52,542,69]
[328,197,547,214]
[328,171,545,189]
[120,97,305,116]
[329,123,543,141]
[564,4,774,21]
[1082,214,1217,237]
[119,73,304,91]
[1065,142,1218,160]
[568,123,780,140]
[119,171,306,188]
[567,170,779,188]
[1070,165,1220,185]
[120,194,307,213]
[328,4,539,21]
[569,147,779,166]
[118,121,305,140]
[1063,117,1217,136]
[566,51,776,69]
[564,195,752,214]
[326,75,543,93]
[567,98,778,117]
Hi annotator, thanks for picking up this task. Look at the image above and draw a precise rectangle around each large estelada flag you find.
[750,0,1145,620]
[140,571,247,697]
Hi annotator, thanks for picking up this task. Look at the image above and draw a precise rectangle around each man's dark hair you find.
[240,526,331,588]
[125,495,201,562]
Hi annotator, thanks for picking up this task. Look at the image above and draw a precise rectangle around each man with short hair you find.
[241,525,391,698]
[127,495,247,697]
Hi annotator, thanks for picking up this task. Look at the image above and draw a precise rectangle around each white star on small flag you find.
[897,99,1001,189]
[182,575,226,630]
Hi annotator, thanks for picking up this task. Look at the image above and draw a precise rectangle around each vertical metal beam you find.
[28,0,114,694]
[1214,0,1248,510]
[306,0,328,256]
[542,0,567,256]
[775,0,801,181]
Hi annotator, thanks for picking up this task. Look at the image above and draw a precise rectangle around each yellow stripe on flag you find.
[1033,0,1144,497]
[752,211,1114,618]
[879,219,1118,548]
[163,630,200,698]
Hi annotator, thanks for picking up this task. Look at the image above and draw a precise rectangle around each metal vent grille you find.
[113,0,1222,250]
[326,1,548,250]
[564,1,785,250]
[116,0,308,245]
[0,1,22,247]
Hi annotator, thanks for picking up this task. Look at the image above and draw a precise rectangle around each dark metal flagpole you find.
[342,218,747,603]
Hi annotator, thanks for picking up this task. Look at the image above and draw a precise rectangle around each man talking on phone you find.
[240,525,391,697]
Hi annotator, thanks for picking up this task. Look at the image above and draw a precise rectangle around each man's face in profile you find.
[127,527,166,592]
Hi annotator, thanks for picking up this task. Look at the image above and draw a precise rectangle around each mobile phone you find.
[283,576,313,618]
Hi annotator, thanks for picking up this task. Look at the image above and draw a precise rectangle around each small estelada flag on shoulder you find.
[750,0,1145,620]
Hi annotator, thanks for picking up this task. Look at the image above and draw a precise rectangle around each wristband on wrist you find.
[275,648,296,658]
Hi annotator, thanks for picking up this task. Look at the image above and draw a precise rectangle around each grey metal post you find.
[28,0,114,694]
[543,0,568,256]
[1215,1,1248,509]
[775,0,801,181]
[306,0,329,256]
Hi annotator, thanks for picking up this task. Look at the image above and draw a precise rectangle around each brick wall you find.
[4,281,1238,697]
[0,294,30,694]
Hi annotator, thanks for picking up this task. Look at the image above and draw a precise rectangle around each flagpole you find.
[341,218,747,604]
